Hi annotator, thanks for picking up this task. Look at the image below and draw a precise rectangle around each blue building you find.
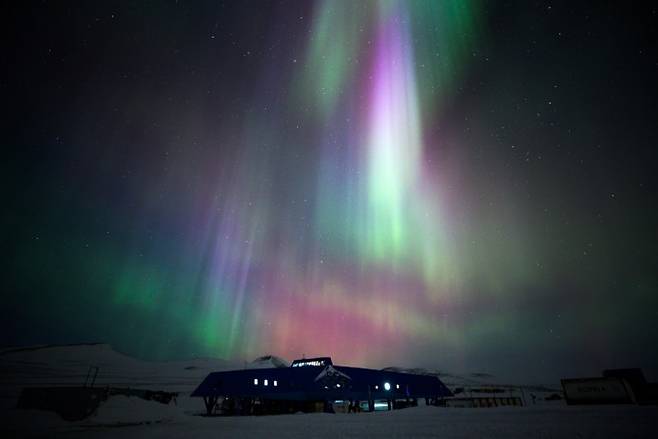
[191,357,452,415]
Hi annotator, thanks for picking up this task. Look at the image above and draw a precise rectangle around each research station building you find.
[192,356,452,415]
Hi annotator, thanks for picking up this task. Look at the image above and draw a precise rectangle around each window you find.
[253,379,258,385]
[264,379,269,386]
[273,380,278,387]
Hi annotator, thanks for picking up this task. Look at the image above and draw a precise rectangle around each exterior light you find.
[396,384,400,389]
[336,383,341,388]
[375,385,379,390]
[384,382,391,391]
[273,380,278,387]
[254,379,258,385]
[264,379,269,386]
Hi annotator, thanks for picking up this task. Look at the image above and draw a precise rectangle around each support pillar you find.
[203,396,218,415]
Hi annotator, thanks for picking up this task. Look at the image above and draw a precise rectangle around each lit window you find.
[254,379,258,385]
[264,379,269,386]
[273,380,278,387]
[384,382,391,391]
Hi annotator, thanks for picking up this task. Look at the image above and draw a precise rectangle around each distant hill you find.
[0,343,234,410]
[381,366,560,394]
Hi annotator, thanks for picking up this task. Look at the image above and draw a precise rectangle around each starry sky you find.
[4,1,658,383]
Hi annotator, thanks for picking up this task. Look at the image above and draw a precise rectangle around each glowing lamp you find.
[384,382,391,391]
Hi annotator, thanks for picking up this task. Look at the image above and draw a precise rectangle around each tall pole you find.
[368,385,373,412]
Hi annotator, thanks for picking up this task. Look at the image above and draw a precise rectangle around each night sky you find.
[4,1,658,383]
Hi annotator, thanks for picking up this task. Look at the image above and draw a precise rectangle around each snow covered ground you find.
[4,401,657,438]
[1,344,657,438]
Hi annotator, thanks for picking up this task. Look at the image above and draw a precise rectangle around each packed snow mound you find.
[247,355,290,369]
[90,395,183,425]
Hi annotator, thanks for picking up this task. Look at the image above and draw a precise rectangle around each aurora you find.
[4,0,657,383]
